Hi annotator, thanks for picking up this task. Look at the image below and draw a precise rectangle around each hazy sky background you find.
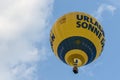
[0,0,120,80]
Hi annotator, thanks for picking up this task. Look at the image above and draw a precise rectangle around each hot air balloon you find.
[50,12,105,74]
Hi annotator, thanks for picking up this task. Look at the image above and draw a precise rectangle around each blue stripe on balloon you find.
[57,36,96,65]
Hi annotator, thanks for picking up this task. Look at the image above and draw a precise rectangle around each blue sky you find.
[0,0,120,80]
[38,0,120,80]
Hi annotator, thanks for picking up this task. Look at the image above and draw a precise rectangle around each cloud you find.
[10,63,37,80]
[108,0,120,6]
[0,0,54,80]
[93,4,116,20]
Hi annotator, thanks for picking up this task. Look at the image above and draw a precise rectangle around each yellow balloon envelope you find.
[50,12,105,70]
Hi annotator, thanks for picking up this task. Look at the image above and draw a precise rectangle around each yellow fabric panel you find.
[51,12,105,61]
[65,49,88,67]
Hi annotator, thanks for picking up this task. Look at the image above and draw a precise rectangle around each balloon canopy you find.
[50,12,105,69]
